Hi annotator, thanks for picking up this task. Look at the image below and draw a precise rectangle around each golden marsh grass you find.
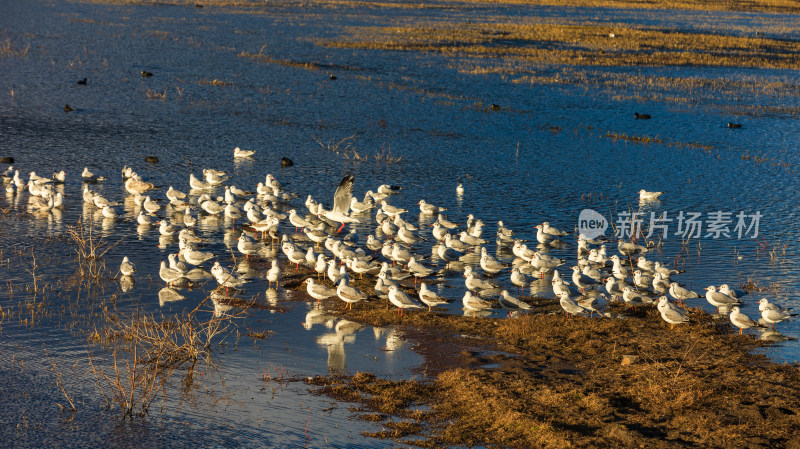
[321,22,800,70]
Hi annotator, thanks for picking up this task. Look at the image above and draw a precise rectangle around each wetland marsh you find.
[2,0,800,447]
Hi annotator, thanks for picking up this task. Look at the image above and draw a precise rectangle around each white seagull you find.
[321,174,359,233]
[233,147,256,158]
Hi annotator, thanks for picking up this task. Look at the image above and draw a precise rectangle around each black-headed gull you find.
[51,170,66,184]
[464,271,497,293]
[321,174,359,233]
[377,184,401,195]
[559,292,588,317]
[633,270,653,289]
[462,291,492,317]
[238,234,263,260]
[418,199,446,215]
[510,267,528,295]
[638,189,663,201]
[705,285,742,312]
[479,247,505,274]
[418,283,449,311]
[437,214,459,230]
[119,256,135,276]
[125,175,155,195]
[349,196,373,214]
[304,277,336,305]
[233,147,255,158]
[159,260,185,285]
[622,286,652,306]
[498,290,530,317]
[380,200,407,216]
[571,266,597,293]
[729,306,763,334]
[336,277,367,310]
[657,296,689,329]
[81,167,106,183]
[758,298,794,330]
[542,222,568,237]
[407,256,434,282]
[578,293,608,317]
[210,262,247,289]
[668,282,699,303]
[617,240,648,256]
[387,285,423,316]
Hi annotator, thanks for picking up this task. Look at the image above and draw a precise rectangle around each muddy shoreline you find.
[282,267,800,448]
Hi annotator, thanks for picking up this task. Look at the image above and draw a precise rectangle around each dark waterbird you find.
[77,78,87,85]
[634,112,651,119]
[328,73,337,80]
[141,70,154,77]
[281,157,294,167]
[728,122,742,128]
[144,156,159,164]
[64,104,75,112]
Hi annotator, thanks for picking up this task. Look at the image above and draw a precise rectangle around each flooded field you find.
[2,0,800,447]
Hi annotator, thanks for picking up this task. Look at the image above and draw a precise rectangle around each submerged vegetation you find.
[314,135,404,164]
[0,39,30,58]
[4,214,245,419]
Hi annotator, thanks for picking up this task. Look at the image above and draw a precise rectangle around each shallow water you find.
[2,0,800,446]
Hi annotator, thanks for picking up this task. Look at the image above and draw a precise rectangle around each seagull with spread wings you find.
[320,174,360,233]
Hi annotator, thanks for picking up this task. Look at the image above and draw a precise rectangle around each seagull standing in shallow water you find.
[729,306,763,335]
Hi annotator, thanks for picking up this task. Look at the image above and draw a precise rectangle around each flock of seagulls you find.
[1,158,795,337]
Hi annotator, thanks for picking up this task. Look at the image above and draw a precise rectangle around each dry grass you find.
[312,136,403,164]
[239,48,322,71]
[198,78,234,87]
[322,21,800,70]
[77,0,800,13]
[5,217,249,418]
[452,0,800,13]
[86,294,248,418]
[0,39,30,58]
[66,219,124,283]
[314,134,357,155]
[145,89,167,100]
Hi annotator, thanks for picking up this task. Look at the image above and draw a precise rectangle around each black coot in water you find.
[727,122,742,128]
[634,112,651,119]
[77,78,87,85]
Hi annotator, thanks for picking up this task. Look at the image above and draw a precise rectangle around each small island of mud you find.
[286,270,800,448]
